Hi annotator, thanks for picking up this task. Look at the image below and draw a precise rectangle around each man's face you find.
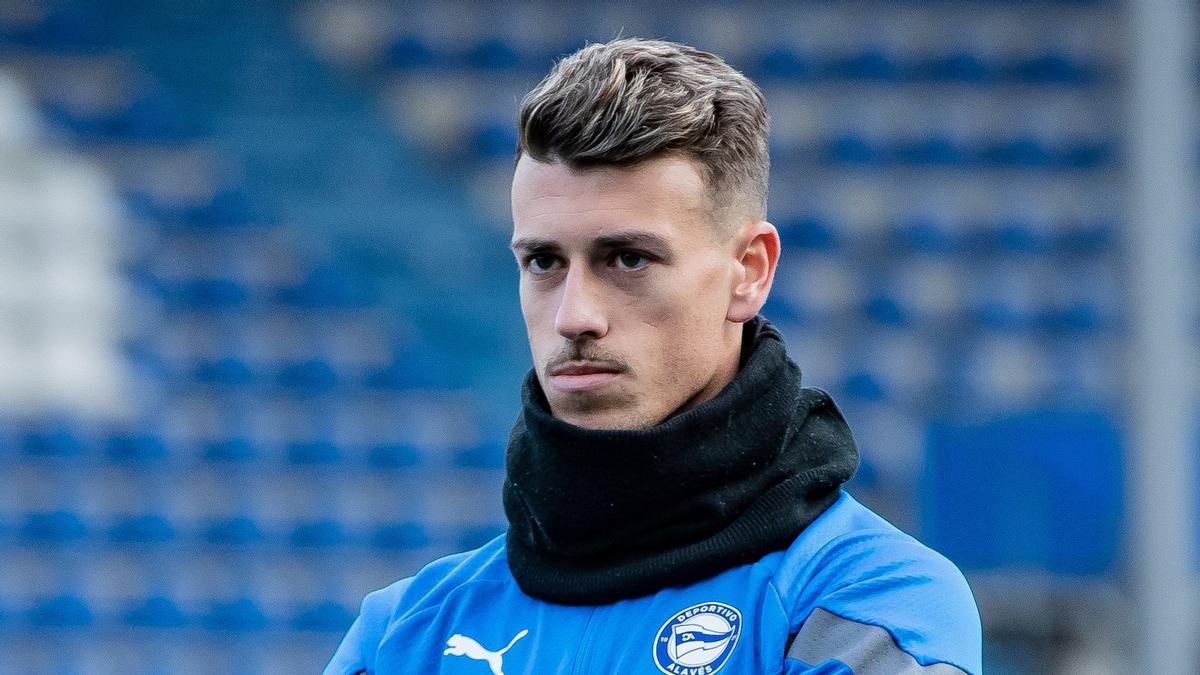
[510,154,744,430]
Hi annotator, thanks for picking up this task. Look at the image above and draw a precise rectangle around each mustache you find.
[546,343,628,372]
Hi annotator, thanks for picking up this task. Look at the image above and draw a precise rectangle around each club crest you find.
[652,601,741,674]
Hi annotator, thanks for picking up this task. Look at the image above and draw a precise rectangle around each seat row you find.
[767,292,1115,334]
[382,36,1108,86]
[3,511,504,551]
[7,430,506,469]
[0,594,354,633]
[126,265,381,312]
[778,215,1114,255]
[467,120,1115,169]
[783,134,1114,169]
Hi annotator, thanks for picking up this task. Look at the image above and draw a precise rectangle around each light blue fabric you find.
[325,490,982,675]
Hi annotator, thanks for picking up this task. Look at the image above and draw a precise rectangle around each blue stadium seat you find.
[202,597,269,632]
[202,438,259,463]
[921,410,1122,575]
[842,371,887,402]
[120,337,172,383]
[107,432,168,463]
[755,46,812,80]
[364,351,446,390]
[276,359,338,393]
[204,516,264,546]
[386,35,436,69]
[123,188,256,231]
[466,38,523,70]
[760,295,806,326]
[22,421,85,458]
[1009,51,1100,85]
[22,511,88,543]
[193,357,257,386]
[983,217,1044,254]
[1055,221,1114,256]
[0,5,39,45]
[116,93,198,143]
[829,49,903,81]
[454,441,505,470]
[777,215,838,251]
[892,217,960,254]
[44,92,196,143]
[109,514,176,544]
[292,600,355,633]
[980,136,1053,168]
[42,101,110,138]
[289,519,348,548]
[166,278,248,312]
[973,300,1031,333]
[1036,302,1105,334]
[458,524,506,551]
[122,190,182,226]
[286,440,342,466]
[124,595,188,628]
[891,135,968,167]
[276,267,377,309]
[918,51,993,83]
[186,188,259,229]
[28,594,92,628]
[17,6,107,54]
[122,261,167,303]
[371,521,430,551]
[366,442,423,469]
[471,121,520,159]
[824,133,884,166]
[863,295,910,327]
[1060,139,1115,169]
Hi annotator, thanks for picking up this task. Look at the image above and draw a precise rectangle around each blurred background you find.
[0,0,1194,673]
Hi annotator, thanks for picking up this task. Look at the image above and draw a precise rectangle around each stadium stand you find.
[0,0,1128,672]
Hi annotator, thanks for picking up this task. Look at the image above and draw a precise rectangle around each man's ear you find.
[727,220,781,323]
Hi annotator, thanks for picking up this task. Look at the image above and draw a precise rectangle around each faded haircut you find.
[516,37,770,224]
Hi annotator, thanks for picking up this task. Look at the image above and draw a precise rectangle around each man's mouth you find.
[549,362,623,391]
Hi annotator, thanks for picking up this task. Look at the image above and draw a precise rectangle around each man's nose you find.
[555,265,608,341]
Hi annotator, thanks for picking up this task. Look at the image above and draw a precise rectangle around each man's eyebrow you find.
[509,231,673,253]
[592,231,673,251]
[509,237,560,253]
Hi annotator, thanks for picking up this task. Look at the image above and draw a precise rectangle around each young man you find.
[326,38,981,674]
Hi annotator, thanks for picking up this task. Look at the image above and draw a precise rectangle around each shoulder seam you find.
[772,527,921,607]
[798,605,974,674]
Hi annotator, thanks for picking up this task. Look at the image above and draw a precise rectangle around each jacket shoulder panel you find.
[768,492,982,675]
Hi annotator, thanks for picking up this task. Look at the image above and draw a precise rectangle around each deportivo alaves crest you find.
[654,602,742,675]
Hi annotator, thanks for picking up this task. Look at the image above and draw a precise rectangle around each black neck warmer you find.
[503,315,860,605]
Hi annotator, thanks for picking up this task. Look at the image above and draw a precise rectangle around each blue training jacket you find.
[325,490,981,674]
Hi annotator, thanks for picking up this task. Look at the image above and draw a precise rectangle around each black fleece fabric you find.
[503,315,860,605]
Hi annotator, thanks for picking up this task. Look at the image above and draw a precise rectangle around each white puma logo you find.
[443,629,529,675]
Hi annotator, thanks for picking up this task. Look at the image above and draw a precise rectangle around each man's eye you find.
[527,254,557,272]
[614,251,649,270]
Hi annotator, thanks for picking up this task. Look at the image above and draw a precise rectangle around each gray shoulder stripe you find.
[786,607,967,674]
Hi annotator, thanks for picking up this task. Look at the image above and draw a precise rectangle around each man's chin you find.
[548,397,661,431]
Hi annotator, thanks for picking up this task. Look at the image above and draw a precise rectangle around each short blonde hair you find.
[517,38,770,222]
